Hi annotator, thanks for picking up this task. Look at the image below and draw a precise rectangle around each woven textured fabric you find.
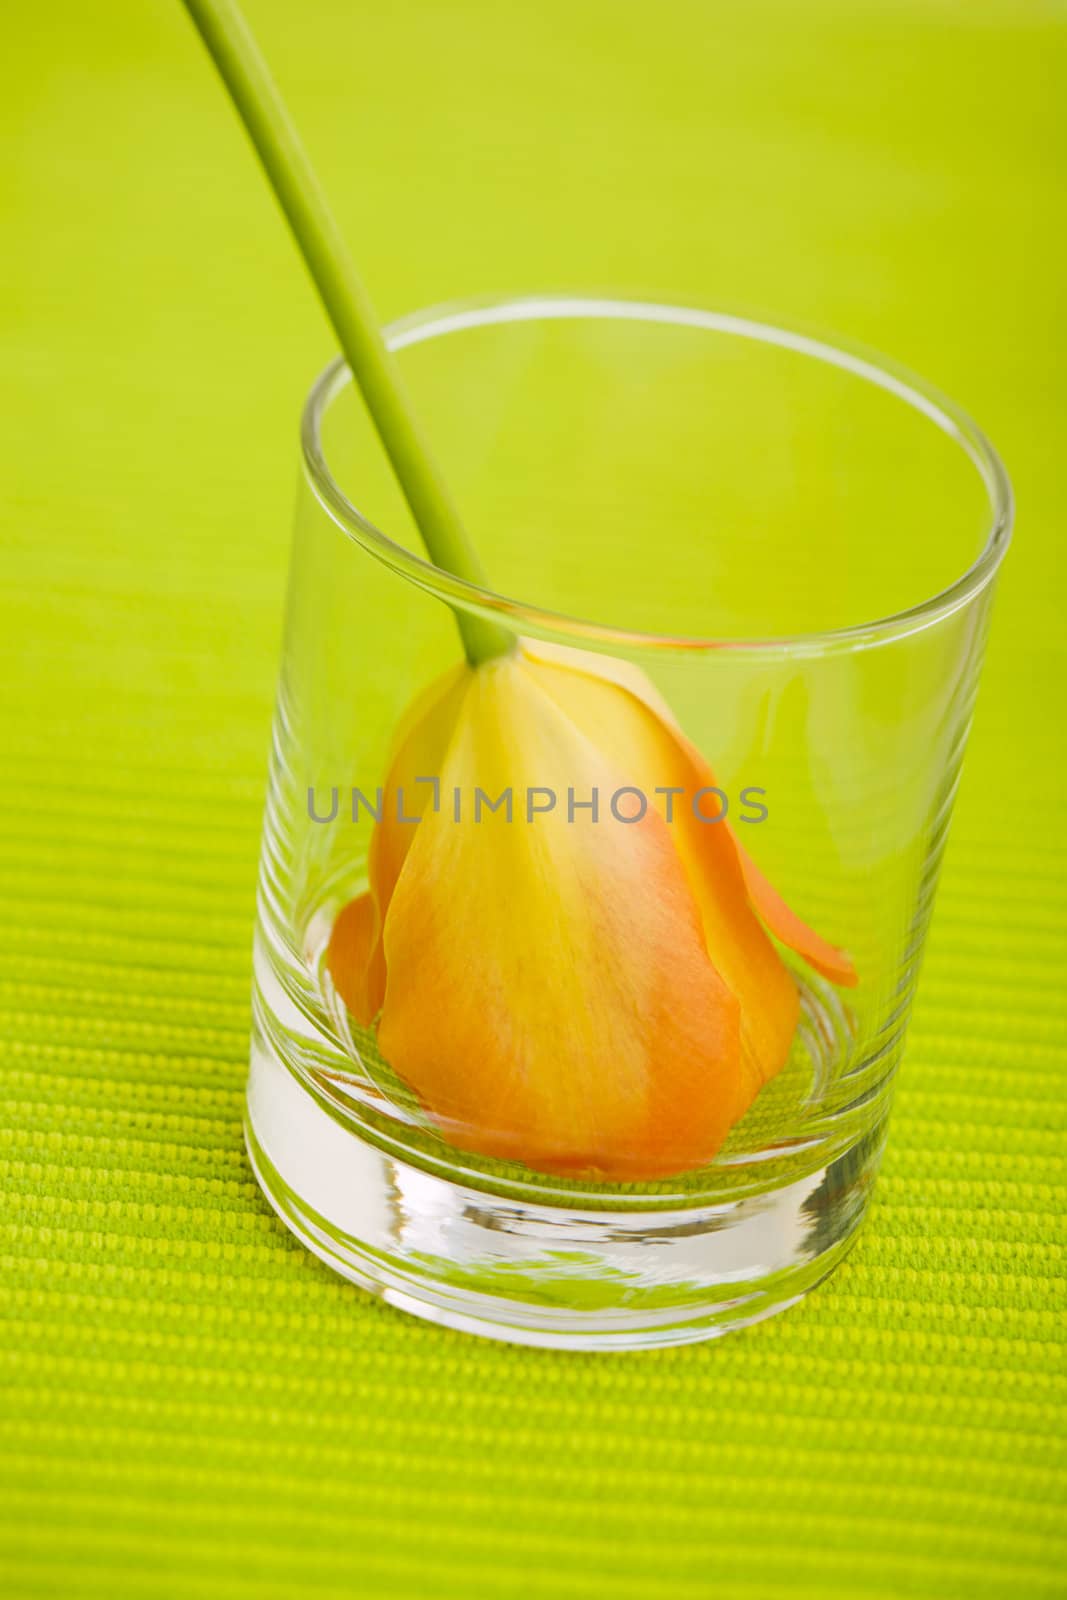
[2,3,1064,1597]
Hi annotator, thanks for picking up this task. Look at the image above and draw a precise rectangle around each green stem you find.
[181,0,511,666]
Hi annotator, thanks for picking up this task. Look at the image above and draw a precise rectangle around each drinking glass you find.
[245,296,1011,1349]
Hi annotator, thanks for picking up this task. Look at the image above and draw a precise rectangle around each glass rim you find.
[301,293,1014,659]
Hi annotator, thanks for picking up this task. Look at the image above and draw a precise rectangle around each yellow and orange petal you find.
[325,890,381,1028]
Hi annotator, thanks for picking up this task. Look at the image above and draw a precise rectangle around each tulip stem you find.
[180,0,512,667]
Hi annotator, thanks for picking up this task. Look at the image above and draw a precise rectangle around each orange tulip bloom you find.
[328,643,856,1180]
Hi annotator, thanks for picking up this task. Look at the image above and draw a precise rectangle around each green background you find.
[2,2,1064,1596]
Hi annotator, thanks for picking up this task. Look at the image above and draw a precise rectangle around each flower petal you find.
[527,638,857,988]
[328,665,471,1027]
[524,644,801,1097]
[733,843,858,988]
[368,664,471,914]
[376,658,743,1179]
[326,890,382,1025]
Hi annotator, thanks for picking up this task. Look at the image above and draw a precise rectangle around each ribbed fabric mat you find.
[2,3,1063,1597]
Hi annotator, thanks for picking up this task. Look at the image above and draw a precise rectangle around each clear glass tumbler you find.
[245,296,1012,1349]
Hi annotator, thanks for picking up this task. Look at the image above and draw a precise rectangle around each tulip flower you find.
[328,643,856,1180]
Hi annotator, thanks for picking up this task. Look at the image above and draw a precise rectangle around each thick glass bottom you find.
[245,1017,886,1351]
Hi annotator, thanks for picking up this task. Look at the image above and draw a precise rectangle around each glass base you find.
[245,1016,885,1351]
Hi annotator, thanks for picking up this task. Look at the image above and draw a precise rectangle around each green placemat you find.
[2,3,1064,1597]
